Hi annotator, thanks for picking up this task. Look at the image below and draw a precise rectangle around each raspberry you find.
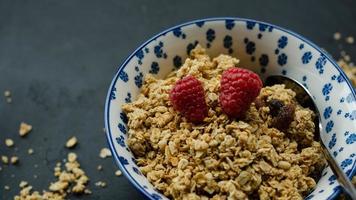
[219,67,263,118]
[169,75,208,123]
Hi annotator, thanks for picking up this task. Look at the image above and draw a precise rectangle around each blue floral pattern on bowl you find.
[105,18,356,200]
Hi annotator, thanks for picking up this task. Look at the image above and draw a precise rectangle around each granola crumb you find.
[346,36,354,44]
[97,165,103,171]
[99,148,112,158]
[19,181,28,188]
[5,138,14,147]
[19,122,32,137]
[84,189,92,194]
[11,156,19,165]
[4,90,11,97]
[333,32,341,40]
[6,97,12,103]
[115,170,122,176]
[4,185,10,190]
[65,136,78,149]
[95,181,107,188]
[1,155,9,164]
[27,148,34,155]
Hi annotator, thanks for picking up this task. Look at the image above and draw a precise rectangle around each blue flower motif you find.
[278,53,288,66]
[328,133,336,149]
[116,135,125,147]
[149,62,159,74]
[225,19,235,30]
[120,112,128,123]
[322,83,333,96]
[337,109,342,115]
[135,49,144,60]
[346,133,356,144]
[144,48,149,53]
[110,87,116,100]
[154,41,166,58]
[337,74,344,83]
[299,44,304,49]
[351,153,355,158]
[119,70,129,82]
[302,76,307,81]
[341,158,352,169]
[246,21,256,30]
[268,26,274,32]
[328,174,336,182]
[132,167,142,175]
[206,29,215,42]
[274,49,279,55]
[326,120,334,133]
[339,147,344,152]
[333,151,338,157]
[151,193,162,200]
[258,33,262,39]
[319,190,324,193]
[345,131,350,136]
[118,123,127,134]
[278,36,288,49]
[346,93,355,103]
[282,70,287,75]
[186,41,198,55]
[173,27,185,38]
[134,72,143,88]
[173,55,182,68]
[323,106,332,119]
[118,156,129,165]
[331,75,337,80]
[195,21,204,27]
[245,41,255,55]
[259,54,269,66]
[124,92,131,103]
[315,54,327,74]
[340,97,345,103]
[259,23,268,32]
[223,35,233,53]
[302,51,312,64]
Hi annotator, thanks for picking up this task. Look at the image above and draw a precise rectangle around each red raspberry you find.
[169,75,208,123]
[219,67,262,118]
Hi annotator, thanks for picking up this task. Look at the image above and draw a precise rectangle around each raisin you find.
[268,99,284,117]
[272,104,295,131]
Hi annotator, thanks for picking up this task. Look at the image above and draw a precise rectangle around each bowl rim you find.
[104,17,356,200]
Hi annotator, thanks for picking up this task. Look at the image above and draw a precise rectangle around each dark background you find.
[0,0,355,199]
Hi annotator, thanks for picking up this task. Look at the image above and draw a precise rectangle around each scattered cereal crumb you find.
[115,170,122,176]
[333,32,341,40]
[5,138,14,147]
[27,148,34,155]
[84,189,92,194]
[4,185,10,190]
[67,152,77,162]
[6,97,12,103]
[11,156,19,165]
[95,181,107,188]
[4,90,11,97]
[65,136,78,149]
[346,36,354,44]
[19,122,32,137]
[99,148,112,158]
[19,181,28,188]
[1,155,9,164]
[97,165,103,171]
[33,174,38,179]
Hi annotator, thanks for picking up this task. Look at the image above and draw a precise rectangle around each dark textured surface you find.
[0,0,355,199]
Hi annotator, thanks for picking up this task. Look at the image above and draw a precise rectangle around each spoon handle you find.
[321,143,356,199]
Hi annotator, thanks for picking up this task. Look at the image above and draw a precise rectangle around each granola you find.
[123,46,325,200]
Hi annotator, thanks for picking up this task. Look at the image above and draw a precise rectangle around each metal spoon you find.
[265,75,356,199]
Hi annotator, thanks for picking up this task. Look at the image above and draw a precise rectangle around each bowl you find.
[105,17,356,200]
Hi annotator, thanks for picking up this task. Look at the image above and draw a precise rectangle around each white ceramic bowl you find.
[105,18,356,200]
